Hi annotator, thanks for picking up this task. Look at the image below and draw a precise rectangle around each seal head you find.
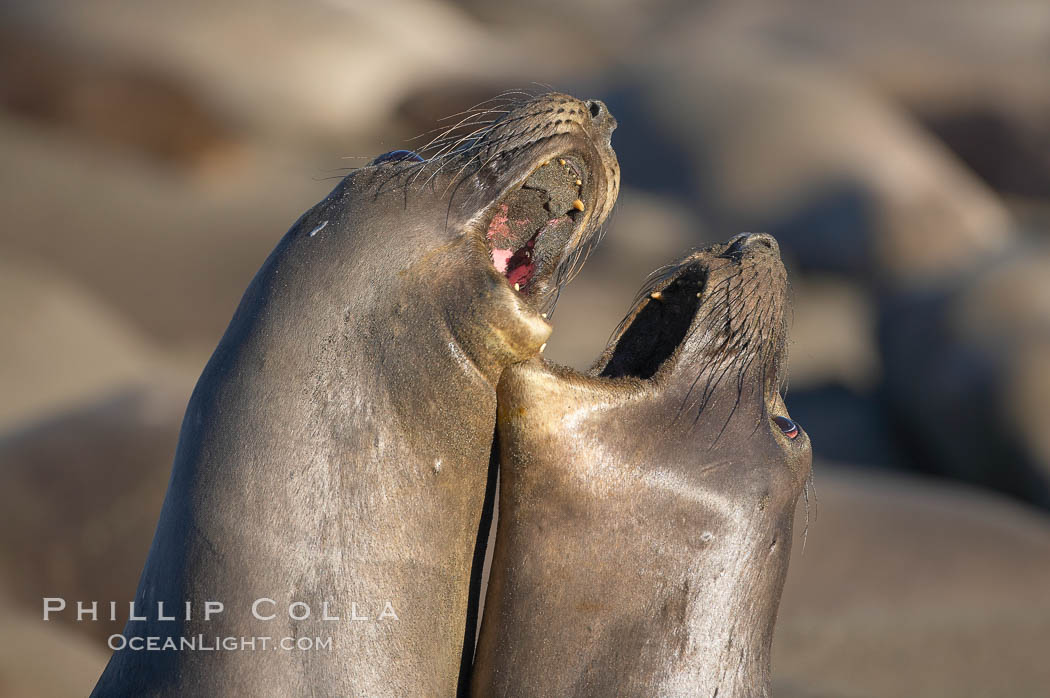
[473,233,811,697]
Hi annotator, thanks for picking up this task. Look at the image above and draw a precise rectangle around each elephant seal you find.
[472,233,811,697]
[92,92,619,697]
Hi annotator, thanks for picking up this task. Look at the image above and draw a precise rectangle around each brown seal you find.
[92,92,618,696]
[472,233,811,697]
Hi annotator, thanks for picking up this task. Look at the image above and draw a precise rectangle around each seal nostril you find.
[582,99,616,137]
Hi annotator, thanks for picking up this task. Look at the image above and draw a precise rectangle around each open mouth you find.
[484,156,588,296]
[598,264,707,380]
[594,236,791,420]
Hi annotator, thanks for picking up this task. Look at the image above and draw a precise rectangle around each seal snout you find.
[723,232,780,259]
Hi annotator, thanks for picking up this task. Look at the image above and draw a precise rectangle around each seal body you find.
[473,234,811,697]
[92,93,618,697]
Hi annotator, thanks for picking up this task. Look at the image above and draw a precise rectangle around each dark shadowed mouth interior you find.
[485,155,588,295]
[599,265,707,379]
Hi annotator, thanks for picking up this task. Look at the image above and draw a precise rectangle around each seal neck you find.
[646,510,791,697]
[405,236,552,386]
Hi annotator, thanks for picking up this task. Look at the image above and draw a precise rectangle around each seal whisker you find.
[421,92,525,127]
[415,106,545,164]
[411,91,535,149]
[409,113,504,142]
[412,118,501,149]
[801,474,815,554]
[420,113,506,155]
[418,125,533,190]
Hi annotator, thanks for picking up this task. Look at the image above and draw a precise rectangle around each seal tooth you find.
[572,199,585,211]
[541,313,547,319]
[514,283,521,291]
[539,343,547,353]
[650,291,663,301]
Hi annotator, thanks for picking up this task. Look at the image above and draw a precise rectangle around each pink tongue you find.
[507,263,533,287]
[491,248,513,273]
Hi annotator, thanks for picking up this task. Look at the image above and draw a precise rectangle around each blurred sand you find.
[777,466,1050,698]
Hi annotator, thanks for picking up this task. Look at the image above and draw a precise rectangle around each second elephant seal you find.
[473,233,811,697]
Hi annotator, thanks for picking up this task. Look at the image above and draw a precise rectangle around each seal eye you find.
[371,150,424,165]
[773,415,799,439]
